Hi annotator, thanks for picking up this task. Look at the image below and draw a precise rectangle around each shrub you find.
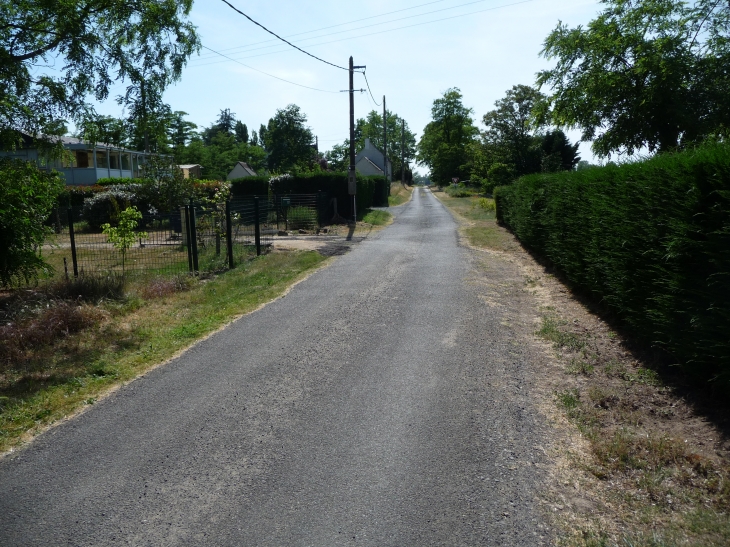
[445,183,474,197]
[0,158,65,286]
[496,142,730,386]
[82,187,138,231]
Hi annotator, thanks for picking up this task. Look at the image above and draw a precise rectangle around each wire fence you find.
[46,194,330,280]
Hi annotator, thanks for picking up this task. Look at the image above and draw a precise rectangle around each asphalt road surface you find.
[0,188,550,546]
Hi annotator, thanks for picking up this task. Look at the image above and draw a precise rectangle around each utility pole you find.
[382,96,387,204]
[401,118,405,186]
[348,57,365,223]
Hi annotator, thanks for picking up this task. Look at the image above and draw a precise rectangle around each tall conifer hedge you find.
[495,143,730,384]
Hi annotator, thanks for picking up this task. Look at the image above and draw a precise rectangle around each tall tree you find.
[0,0,199,151]
[235,121,249,144]
[538,0,730,157]
[264,104,315,172]
[417,88,478,184]
[482,85,546,177]
[216,108,236,134]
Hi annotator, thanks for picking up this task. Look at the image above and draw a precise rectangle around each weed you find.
[136,275,195,300]
[538,315,586,351]
[361,209,392,226]
[568,359,595,376]
[476,197,496,211]
[49,273,125,302]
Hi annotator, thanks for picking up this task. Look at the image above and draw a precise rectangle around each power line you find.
[198,45,341,93]
[361,71,382,107]
[195,0,458,60]
[218,0,348,71]
[192,0,540,69]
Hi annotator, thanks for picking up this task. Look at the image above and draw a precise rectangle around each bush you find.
[230,175,270,198]
[82,187,138,231]
[445,183,474,197]
[0,158,65,286]
[496,142,730,386]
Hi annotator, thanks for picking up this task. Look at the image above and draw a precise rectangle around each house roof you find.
[178,164,202,169]
[231,161,257,177]
[356,156,384,174]
[19,132,147,154]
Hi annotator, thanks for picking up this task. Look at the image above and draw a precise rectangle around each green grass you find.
[434,193,519,252]
[0,251,327,453]
[360,209,392,226]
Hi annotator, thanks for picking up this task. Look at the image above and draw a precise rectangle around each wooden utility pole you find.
[401,118,405,185]
[382,96,388,203]
[348,57,366,222]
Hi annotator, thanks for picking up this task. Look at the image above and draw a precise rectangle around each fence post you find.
[184,206,194,273]
[189,199,199,273]
[254,197,261,256]
[226,200,234,269]
[67,208,79,278]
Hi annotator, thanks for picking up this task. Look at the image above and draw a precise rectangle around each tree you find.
[417,88,478,185]
[235,121,249,144]
[258,124,268,150]
[78,115,129,148]
[250,130,258,147]
[482,85,546,177]
[168,111,198,159]
[264,105,316,172]
[324,142,350,172]
[101,206,148,278]
[1,0,199,150]
[538,0,730,157]
[0,158,64,286]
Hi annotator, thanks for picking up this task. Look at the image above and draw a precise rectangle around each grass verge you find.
[432,190,519,252]
[361,209,393,226]
[0,251,326,454]
[388,183,413,206]
[435,190,730,545]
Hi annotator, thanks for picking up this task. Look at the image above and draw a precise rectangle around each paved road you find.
[0,188,550,546]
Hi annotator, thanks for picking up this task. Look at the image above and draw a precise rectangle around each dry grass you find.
[388,183,413,206]
[436,191,730,546]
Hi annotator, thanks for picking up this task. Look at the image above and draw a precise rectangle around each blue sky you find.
[95,0,603,166]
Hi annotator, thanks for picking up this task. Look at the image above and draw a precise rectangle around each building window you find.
[121,153,131,170]
[75,150,91,168]
[109,152,119,170]
[95,150,108,169]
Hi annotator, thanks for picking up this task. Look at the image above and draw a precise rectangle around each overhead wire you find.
[198,45,341,93]
[361,71,382,107]
[191,0,540,69]
[196,0,511,62]
[218,0,348,71]
[196,0,455,58]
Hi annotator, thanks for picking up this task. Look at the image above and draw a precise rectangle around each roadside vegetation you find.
[0,251,326,454]
[435,188,730,546]
[388,182,413,206]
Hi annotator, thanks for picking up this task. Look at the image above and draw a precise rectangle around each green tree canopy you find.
[0,0,200,150]
[417,88,478,184]
[0,158,64,286]
[235,121,249,144]
[538,0,730,157]
[264,104,316,173]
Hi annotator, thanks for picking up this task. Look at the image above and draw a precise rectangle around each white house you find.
[355,138,391,180]
[0,134,158,185]
[227,161,258,180]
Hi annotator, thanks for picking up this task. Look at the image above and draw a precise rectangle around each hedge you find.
[231,172,385,216]
[495,142,730,385]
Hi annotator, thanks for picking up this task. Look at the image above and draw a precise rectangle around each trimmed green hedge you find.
[232,172,383,216]
[495,143,730,384]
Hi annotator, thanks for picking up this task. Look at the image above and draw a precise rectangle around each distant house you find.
[355,138,391,180]
[227,161,257,180]
[179,164,202,179]
[0,134,160,186]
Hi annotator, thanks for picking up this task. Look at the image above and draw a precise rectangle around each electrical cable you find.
[197,0,510,62]
[192,0,540,69]
[360,71,382,106]
[218,0,348,71]
[198,0,455,58]
[198,45,341,93]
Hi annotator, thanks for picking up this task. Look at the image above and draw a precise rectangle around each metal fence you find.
[54,196,284,278]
